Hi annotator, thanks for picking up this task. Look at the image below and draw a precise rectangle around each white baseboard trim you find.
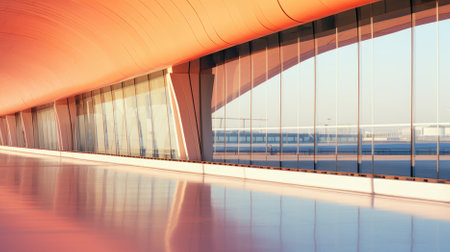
[0,145,448,203]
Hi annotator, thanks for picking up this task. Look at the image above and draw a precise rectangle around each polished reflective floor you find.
[0,151,449,252]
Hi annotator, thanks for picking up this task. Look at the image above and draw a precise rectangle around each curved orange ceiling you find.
[0,0,377,116]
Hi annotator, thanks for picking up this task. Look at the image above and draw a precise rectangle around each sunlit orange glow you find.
[0,0,377,116]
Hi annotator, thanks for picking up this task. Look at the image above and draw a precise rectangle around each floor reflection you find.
[0,151,449,251]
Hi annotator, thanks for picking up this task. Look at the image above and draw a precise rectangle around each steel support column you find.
[169,60,214,161]
[20,109,35,148]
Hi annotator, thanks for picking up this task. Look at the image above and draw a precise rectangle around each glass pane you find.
[372,0,412,176]
[43,107,50,149]
[358,4,375,174]
[50,106,58,150]
[280,27,300,168]
[439,0,450,179]
[266,34,281,167]
[135,75,155,157]
[32,110,39,148]
[149,71,173,158]
[298,23,315,170]
[123,80,141,156]
[224,48,240,164]
[38,108,46,149]
[238,44,252,165]
[413,0,438,178]
[75,95,86,151]
[315,17,338,171]
[92,89,106,153]
[337,10,358,172]
[33,105,58,150]
[101,86,117,154]
[251,38,268,166]
[84,92,95,152]
[112,83,129,155]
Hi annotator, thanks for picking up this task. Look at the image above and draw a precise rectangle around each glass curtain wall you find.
[32,104,59,150]
[207,0,450,179]
[414,0,438,178]
[73,71,179,159]
[0,70,179,159]
[372,0,412,176]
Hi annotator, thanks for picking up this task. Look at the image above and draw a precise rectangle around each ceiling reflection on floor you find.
[0,152,449,252]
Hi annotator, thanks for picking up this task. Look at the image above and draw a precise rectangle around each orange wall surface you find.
[0,0,377,116]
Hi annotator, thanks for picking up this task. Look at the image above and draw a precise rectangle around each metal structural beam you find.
[169,61,214,161]
[20,110,34,148]
[54,99,74,151]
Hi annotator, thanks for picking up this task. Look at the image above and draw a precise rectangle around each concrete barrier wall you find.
[0,145,448,203]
